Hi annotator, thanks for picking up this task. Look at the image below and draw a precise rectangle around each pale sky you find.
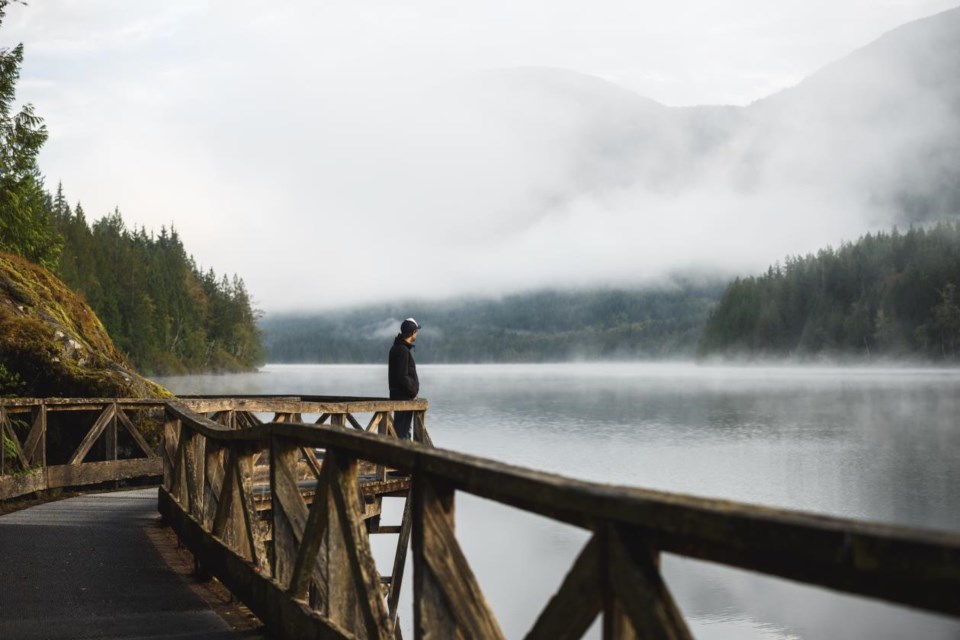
[3,1,957,310]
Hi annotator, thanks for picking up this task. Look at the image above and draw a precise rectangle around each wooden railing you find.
[160,395,430,639]
[0,398,164,500]
[158,397,960,640]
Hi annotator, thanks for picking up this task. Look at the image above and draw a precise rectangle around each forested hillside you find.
[699,223,960,359]
[0,0,263,375]
[49,187,264,374]
[262,284,724,363]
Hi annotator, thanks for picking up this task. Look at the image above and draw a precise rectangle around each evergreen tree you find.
[699,223,960,360]
[48,190,265,374]
[0,1,61,269]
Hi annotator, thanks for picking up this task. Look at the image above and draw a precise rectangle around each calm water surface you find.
[157,363,960,639]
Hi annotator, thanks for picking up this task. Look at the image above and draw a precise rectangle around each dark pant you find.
[393,411,413,440]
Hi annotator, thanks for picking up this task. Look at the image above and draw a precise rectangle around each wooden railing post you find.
[326,448,393,638]
[601,525,692,640]
[388,486,414,628]
[105,401,118,462]
[0,404,12,478]
[236,444,269,573]
[40,401,46,469]
[271,435,307,588]
[22,401,47,467]
[376,412,388,482]
[414,410,430,445]
[162,410,181,490]
[202,439,225,531]
[182,429,203,520]
[413,473,504,639]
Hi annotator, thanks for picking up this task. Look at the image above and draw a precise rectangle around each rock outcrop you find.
[0,252,171,398]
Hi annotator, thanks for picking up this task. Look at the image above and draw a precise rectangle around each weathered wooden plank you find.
[416,475,504,640]
[345,414,364,431]
[170,422,190,507]
[525,535,602,640]
[413,476,456,640]
[325,458,361,633]
[272,438,310,588]
[105,403,118,462]
[172,396,427,416]
[183,430,204,520]
[116,408,158,458]
[21,403,46,465]
[289,456,333,600]
[178,397,303,414]
[224,456,248,555]
[387,489,413,627]
[604,599,636,640]
[46,458,161,488]
[68,404,116,465]
[374,526,402,535]
[385,413,397,439]
[0,468,47,500]
[259,477,410,502]
[360,478,411,498]
[236,448,270,575]
[299,400,428,414]
[413,411,429,445]
[162,416,180,489]
[327,450,394,639]
[166,402,262,442]
[374,412,388,484]
[366,413,383,433]
[302,446,323,479]
[235,411,263,429]
[606,526,692,640]
[212,451,239,540]
[0,398,163,411]
[203,440,225,530]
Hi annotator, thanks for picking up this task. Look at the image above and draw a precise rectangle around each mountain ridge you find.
[437,6,960,224]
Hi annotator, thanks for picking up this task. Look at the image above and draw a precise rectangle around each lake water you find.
[156,363,960,639]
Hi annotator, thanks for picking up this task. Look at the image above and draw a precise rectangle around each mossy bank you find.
[0,252,171,398]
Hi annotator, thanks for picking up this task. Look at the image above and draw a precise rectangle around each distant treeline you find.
[262,285,725,363]
[48,187,265,374]
[699,223,960,359]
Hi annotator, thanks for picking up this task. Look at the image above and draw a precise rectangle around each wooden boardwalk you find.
[0,488,264,639]
[3,394,960,639]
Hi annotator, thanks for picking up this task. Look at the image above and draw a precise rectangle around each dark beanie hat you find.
[400,317,421,336]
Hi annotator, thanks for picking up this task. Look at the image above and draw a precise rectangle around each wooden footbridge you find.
[2,395,960,639]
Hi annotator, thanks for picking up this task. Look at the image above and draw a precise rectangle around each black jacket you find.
[388,335,419,400]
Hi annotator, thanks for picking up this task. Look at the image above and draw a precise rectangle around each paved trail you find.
[0,488,262,639]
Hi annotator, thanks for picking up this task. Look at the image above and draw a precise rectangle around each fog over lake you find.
[157,362,960,639]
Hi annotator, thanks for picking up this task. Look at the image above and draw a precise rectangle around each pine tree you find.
[0,1,61,268]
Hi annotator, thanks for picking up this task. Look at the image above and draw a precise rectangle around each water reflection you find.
[157,363,960,639]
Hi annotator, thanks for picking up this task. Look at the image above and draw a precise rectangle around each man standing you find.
[388,317,420,440]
